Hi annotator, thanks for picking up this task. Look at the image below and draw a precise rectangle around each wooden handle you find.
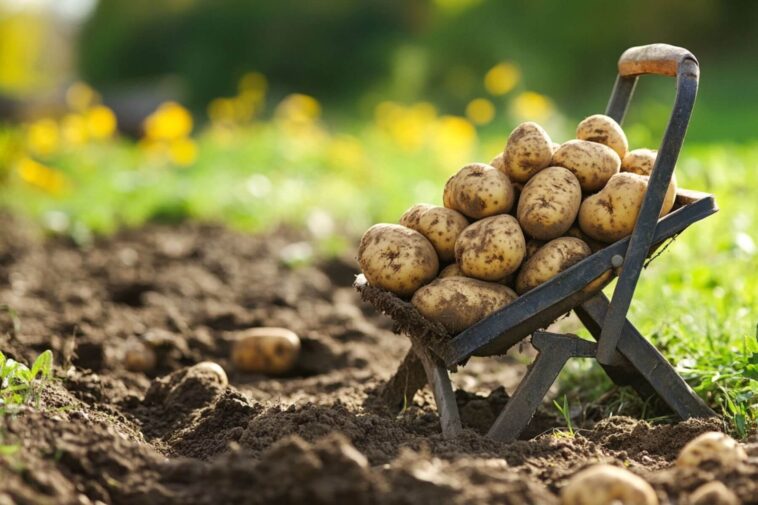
[618,44,697,77]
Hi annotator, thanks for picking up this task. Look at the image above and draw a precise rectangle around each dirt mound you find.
[1,214,756,504]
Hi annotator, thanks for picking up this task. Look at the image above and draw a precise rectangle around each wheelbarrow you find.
[355,43,717,441]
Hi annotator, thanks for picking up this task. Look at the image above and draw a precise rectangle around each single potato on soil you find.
[576,114,628,159]
[517,166,581,240]
[455,215,526,281]
[561,464,658,505]
[358,224,439,297]
[552,139,621,192]
[443,163,514,219]
[231,327,301,375]
[502,122,554,183]
[412,277,517,334]
[515,237,591,294]
[400,204,469,263]
[676,432,747,469]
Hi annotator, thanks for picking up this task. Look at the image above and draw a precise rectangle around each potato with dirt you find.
[358,223,439,297]
[438,263,464,278]
[517,166,581,240]
[552,139,621,192]
[515,237,591,294]
[443,163,515,219]
[578,172,674,243]
[412,277,517,334]
[231,327,301,375]
[455,215,526,281]
[561,464,658,505]
[676,432,747,469]
[576,114,628,158]
[621,148,677,215]
[502,122,554,183]
[399,204,469,263]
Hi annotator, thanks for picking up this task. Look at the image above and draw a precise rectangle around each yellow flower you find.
[16,157,67,194]
[26,118,59,156]
[168,137,198,166]
[511,91,554,121]
[327,135,366,170]
[275,94,321,124]
[144,102,193,141]
[465,98,495,125]
[61,114,89,146]
[484,62,520,96]
[432,115,477,165]
[66,82,97,112]
[238,72,267,94]
[208,97,236,124]
[86,105,117,139]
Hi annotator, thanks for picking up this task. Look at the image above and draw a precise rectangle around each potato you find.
[515,237,591,294]
[690,482,739,505]
[676,432,747,469]
[400,204,469,263]
[621,148,656,174]
[517,166,581,240]
[455,215,526,281]
[576,114,628,159]
[231,327,301,375]
[525,239,545,260]
[561,464,658,505]
[189,361,228,387]
[123,340,157,373]
[490,152,506,174]
[578,172,647,243]
[438,263,464,278]
[552,139,621,192]
[412,277,517,334]
[443,163,515,219]
[503,122,554,183]
[565,226,605,253]
[358,224,439,297]
[621,148,677,216]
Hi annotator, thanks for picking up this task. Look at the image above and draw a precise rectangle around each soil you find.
[1,213,756,505]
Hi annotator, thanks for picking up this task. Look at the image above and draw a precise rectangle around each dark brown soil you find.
[1,214,756,504]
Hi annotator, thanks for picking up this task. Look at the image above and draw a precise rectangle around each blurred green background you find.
[0,0,755,432]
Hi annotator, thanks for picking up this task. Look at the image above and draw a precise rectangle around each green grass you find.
[0,112,756,436]
[0,350,54,414]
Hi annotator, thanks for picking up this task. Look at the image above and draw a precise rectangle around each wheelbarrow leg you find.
[487,332,596,442]
[380,348,428,413]
[578,293,715,419]
[411,341,462,438]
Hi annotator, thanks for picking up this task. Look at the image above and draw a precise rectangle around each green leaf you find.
[31,350,53,380]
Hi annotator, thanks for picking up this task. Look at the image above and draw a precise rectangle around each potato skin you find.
[552,139,621,192]
[503,122,554,183]
[565,225,605,253]
[576,114,629,159]
[358,224,439,297]
[562,464,658,505]
[443,163,514,219]
[412,277,517,334]
[578,172,647,243]
[400,204,469,263]
[231,327,301,375]
[517,166,581,240]
[455,215,526,281]
[621,148,677,216]
[676,432,747,469]
[515,237,591,294]
[489,152,506,174]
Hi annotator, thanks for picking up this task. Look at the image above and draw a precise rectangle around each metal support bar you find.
[487,332,596,442]
[412,341,462,438]
[581,294,715,418]
[597,55,700,365]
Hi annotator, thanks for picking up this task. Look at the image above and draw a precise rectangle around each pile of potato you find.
[358,114,677,334]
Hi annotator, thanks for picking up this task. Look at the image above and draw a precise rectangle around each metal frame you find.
[359,44,718,441]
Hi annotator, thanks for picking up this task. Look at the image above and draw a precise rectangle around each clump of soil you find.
[1,214,756,504]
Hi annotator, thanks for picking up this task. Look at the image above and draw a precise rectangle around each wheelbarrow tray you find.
[355,188,717,369]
